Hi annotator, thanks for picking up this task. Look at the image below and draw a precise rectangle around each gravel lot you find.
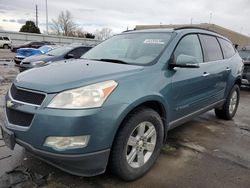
[0,49,15,61]
[0,55,250,187]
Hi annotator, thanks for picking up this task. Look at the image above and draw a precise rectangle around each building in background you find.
[135,23,250,49]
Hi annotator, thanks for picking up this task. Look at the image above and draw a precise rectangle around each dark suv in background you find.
[238,47,250,86]
[1,28,243,181]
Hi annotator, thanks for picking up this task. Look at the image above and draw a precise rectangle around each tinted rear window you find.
[218,38,235,59]
[199,34,223,62]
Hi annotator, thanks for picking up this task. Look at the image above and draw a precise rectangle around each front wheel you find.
[3,44,9,49]
[110,108,164,181]
[215,84,240,120]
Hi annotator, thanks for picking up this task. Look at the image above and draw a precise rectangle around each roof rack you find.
[174,26,222,36]
[174,26,212,32]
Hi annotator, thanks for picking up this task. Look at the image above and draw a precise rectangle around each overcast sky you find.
[0,0,250,36]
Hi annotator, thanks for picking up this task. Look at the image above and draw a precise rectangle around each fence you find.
[0,30,100,46]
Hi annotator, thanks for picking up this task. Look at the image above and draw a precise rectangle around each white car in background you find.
[0,36,12,49]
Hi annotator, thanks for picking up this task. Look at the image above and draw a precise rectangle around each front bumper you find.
[14,56,25,64]
[1,123,110,176]
[1,88,128,176]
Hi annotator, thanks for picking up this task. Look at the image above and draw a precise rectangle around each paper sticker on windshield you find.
[144,39,165,44]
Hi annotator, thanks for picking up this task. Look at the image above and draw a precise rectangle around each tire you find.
[110,107,164,181]
[3,44,8,49]
[14,59,20,65]
[215,84,240,120]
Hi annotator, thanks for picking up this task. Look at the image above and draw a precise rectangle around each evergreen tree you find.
[19,21,41,34]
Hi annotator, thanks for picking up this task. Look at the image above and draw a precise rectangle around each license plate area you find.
[1,126,15,150]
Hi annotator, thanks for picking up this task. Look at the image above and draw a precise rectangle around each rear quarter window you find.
[199,34,223,62]
[218,38,235,59]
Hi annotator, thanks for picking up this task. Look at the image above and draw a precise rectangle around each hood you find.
[21,54,59,63]
[15,59,144,93]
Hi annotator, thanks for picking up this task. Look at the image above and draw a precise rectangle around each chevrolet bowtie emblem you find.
[6,100,14,108]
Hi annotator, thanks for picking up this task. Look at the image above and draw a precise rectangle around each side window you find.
[218,38,235,59]
[32,42,42,46]
[76,47,91,57]
[174,34,203,64]
[0,37,3,40]
[3,37,9,41]
[199,35,223,62]
[69,47,89,58]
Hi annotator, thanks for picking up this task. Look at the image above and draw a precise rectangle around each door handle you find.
[226,67,232,71]
[203,72,210,77]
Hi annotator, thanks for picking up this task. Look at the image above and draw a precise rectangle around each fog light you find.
[44,136,90,151]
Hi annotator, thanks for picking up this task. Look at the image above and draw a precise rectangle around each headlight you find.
[32,61,45,66]
[44,136,90,151]
[48,80,118,109]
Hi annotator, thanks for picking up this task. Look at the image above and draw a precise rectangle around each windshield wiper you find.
[91,58,128,64]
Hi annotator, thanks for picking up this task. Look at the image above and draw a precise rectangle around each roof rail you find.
[174,26,213,32]
[174,26,222,36]
[122,29,136,33]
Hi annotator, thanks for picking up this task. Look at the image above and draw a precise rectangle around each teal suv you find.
[1,28,243,181]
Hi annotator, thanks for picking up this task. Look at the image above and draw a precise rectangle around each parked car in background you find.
[19,45,92,72]
[238,47,250,86]
[0,36,12,49]
[2,28,243,181]
[14,45,57,64]
[11,41,55,52]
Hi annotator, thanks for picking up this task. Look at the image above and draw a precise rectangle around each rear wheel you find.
[215,84,240,120]
[110,108,164,181]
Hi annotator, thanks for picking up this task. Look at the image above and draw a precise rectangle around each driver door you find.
[169,34,206,121]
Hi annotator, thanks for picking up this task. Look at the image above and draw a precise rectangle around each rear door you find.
[199,34,230,104]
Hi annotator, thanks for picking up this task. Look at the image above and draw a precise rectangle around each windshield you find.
[47,46,73,56]
[238,50,250,61]
[38,46,52,53]
[82,32,172,65]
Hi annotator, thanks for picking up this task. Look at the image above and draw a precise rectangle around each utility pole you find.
[45,0,48,34]
[209,13,212,24]
[35,4,38,27]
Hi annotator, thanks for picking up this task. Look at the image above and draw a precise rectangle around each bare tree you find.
[94,28,113,40]
[50,10,76,36]
[50,19,61,35]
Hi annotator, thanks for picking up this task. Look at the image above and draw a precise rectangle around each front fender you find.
[111,94,169,144]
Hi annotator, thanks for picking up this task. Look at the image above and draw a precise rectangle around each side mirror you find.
[65,53,75,59]
[169,54,200,69]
